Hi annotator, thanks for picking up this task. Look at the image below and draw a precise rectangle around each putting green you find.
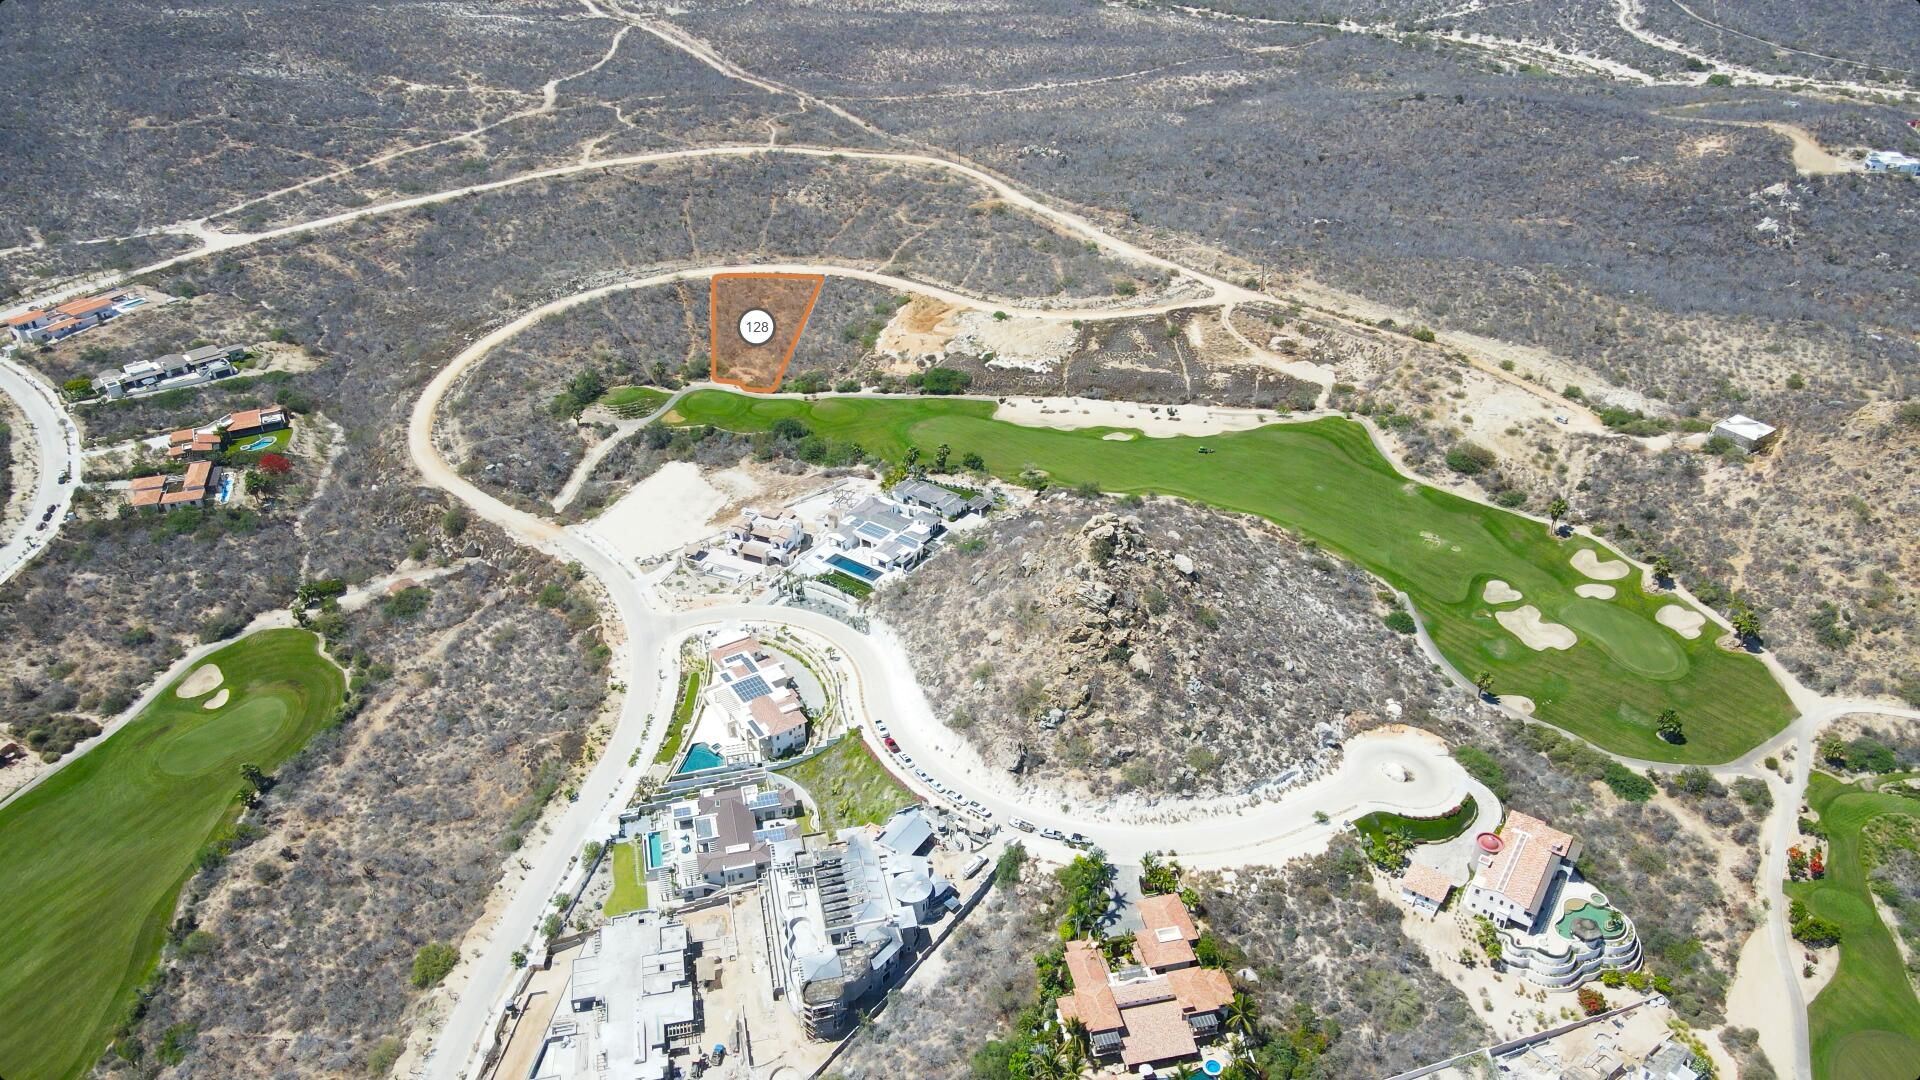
[0,629,343,1080]
[670,390,1795,763]
[1553,599,1686,679]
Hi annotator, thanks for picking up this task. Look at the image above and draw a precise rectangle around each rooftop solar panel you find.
[731,674,772,701]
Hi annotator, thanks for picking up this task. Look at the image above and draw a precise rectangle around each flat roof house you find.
[888,479,990,520]
[725,508,805,566]
[1865,150,1920,176]
[1710,414,1777,454]
[96,345,243,400]
[532,910,699,1080]
[1464,810,1581,930]
[705,633,809,759]
[822,495,941,575]
[764,807,955,1039]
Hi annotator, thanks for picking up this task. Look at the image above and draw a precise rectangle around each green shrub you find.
[1445,442,1496,475]
[409,942,459,989]
[1383,610,1417,634]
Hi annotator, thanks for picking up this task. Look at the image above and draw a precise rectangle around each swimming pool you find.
[676,742,726,774]
[216,472,235,504]
[236,434,277,452]
[827,554,882,581]
[644,831,665,872]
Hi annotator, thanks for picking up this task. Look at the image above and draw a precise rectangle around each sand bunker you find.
[175,663,222,698]
[1102,432,1136,441]
[1656,604,1707,639]
[1575,584,1616,600]
[1502,695,1537,716]
[1482,580,1522,604]
[1496,605,1577,651]
[996,396,1271,438]
[1572,548,1631,581]
[203,688,230,710]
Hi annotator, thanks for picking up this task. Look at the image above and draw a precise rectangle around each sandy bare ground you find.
[1656,604,1707,639]
[175,663,222,698]
[954,310,1081,373]
[1496,605,1577,651]
[1571,548,1631,581]
[578,461,728,566]
[994,395,1274,437]
[1482,579,1522,604]
[202,688,230,710]
[1574,583,1616,600]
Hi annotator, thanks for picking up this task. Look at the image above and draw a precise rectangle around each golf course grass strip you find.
[1789,772,1920,1080]
[0,628,345,1080]
[668,391,1794,763]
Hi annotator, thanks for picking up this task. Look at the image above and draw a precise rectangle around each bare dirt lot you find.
[710,272,825,392]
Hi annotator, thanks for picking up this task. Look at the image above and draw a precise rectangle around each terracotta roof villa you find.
[1398,863,1456,917]
[1464,810,1581,930]
[127,460,220,511]
[1055,895,1232,1069]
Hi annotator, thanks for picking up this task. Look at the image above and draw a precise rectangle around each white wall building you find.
[705,632,809,758]
[1710,414,1777,453]
[531,911,698,1080]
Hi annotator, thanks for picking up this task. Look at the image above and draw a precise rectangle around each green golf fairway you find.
[671,391,1794,762]
[0,628,344,1080]
[1791,772,1920,1080]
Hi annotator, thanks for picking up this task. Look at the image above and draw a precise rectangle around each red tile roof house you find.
[4,293,126,345]
[126,460,220,511]
[218,404,287,442]
[1055,895,1234,1069]
[1463,810,1581,930]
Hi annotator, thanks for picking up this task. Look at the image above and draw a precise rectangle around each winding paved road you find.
[0,349,81,588]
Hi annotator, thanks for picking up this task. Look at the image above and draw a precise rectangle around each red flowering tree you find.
[1809,848,1825,879]
[1787,846,1808,881]
[258,452,292,475]
[1577,986,1608,1016]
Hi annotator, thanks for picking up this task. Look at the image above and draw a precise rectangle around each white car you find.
[873,721,890,736]
[898,754,915,769]
[1010,818,1035,833]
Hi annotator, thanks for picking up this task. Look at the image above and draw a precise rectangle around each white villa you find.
[705,632,809,758]
[1466,810,1641,989]
[724,508,806,567]
[762,807,956,1039]
[531,911,699,1080]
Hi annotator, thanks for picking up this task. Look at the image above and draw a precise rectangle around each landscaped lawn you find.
[1354,796,1478,847]
[670,391,1794,764]
[603,840,649,917]
[652,662,704,766]
[0,629,344,1080]
[773,734,918,839]
[226,426,292,454]
[600,385,671,419]
[1789,772,1920,1080]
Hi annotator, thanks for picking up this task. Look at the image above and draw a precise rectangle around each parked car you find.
[873,721,889,736]
[1010,818,1035,833]
[963,854,990,879]
[974,808,994,822]
[1066,832,1092,849]
[1039,827,1066,841]
[884,736,900,752]
[914,769,931,782]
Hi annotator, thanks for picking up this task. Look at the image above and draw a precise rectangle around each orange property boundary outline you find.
[709,271,825,393]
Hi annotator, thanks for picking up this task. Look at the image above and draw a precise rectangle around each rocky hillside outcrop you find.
[877,497,1469,798]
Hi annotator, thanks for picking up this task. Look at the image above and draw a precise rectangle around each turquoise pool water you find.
[237,435,277,452]
[827,553,882,581]
[677,742,725,774]
[645,831,664,871]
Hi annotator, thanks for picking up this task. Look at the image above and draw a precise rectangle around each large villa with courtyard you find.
[1464,810,1642,989]
[1056,894,1235,1070]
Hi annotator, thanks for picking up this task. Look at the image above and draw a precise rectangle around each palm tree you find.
[1731,607,1763,642]
[1651,554,1674,582]
[1225,990,1260,1040]
[934,443,951,471]
[1474,670,1497,698]
[1547,496,1569,532]
[1656,708,1684,743]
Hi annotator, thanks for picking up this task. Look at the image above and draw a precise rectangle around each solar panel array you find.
[731,674,772,701]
